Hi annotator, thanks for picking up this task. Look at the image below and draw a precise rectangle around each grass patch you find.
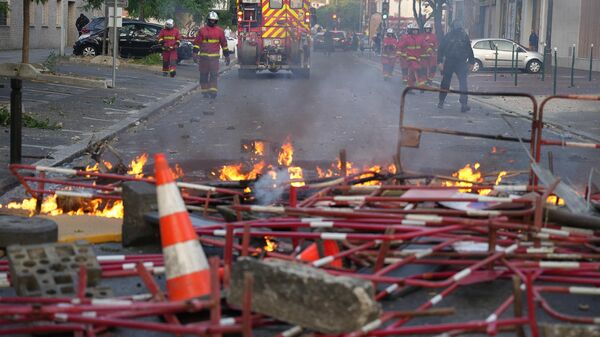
[131,53,162,65]
[0,106,62,130]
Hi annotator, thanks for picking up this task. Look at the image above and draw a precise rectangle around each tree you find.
[315,0,360,31]
[412,0,448,40]
[22,0,50,63]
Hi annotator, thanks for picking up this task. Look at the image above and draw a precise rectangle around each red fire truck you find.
[236,0,312,78]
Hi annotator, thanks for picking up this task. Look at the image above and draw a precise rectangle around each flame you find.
[264,236,277,252]
[128,153,149,178]
[288,166,305,187]
[444,163,507,195]
[85,163,100,172]
[278,138,294,167]
[217,161,266,181]
[546,195,565,206]
[254,141,265,156]
[2,195,124,219]
[243,187,252,193]
[170,164,185,179]
[103,161,113,170]
[491,146,497,154]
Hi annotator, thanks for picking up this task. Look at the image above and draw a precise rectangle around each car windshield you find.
[332,32,344,39]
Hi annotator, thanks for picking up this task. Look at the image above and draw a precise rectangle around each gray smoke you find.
[253,168,290,205]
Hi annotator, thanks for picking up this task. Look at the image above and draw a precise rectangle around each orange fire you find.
[264,236,277,252]
[215,161,266,181]
[1,195,124,219]
[278,138,294,167]
[128,153,149,178]
[443,163,508,195]
[0,153,157,219]
[288,166,305,187]
[546,195,565,206]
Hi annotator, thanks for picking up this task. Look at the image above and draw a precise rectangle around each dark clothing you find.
[529,32,539,51]
[437,28,474,105]
[76,15,89,35]
[439,61,469,104]
[323,31,334,55]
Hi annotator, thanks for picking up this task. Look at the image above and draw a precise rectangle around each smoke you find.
[252,169,290,205]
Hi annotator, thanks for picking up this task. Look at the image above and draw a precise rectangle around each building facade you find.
[0,0,100,52]
[477,0,600,70]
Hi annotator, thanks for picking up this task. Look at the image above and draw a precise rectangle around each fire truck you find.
[235,0,312,78]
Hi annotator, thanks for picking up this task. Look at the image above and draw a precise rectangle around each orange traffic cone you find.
[298,240,342,268]
[154,153,211,301]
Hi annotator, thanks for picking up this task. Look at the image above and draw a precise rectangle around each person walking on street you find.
[76,14,90,36]
[398,24,427,87]
[381,28,397,81]
[437,20,475,112]
[158,19,181,78]
[422,23,438,85]
[396,27,410,85]
[323,29,334,56]
[529,30,539,52]
[193,11,231,99]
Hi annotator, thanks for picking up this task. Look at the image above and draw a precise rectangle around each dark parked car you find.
[79,17,106,36]
[313,32,325,51]
[73,20,193,61]
[331,31,351,50]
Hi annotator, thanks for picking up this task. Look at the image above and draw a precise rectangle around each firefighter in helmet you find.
[381,28,397,81]
[423,22,438,85]
[397,23,427,87]
[193,11,231,99]
[158,19,181,77]
[396,27,410,85]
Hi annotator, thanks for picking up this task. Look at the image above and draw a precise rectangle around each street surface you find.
[108,52,599,189]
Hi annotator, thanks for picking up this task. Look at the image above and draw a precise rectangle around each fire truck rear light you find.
[238,11,243,16]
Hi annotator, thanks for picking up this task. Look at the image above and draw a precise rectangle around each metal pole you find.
[10,79,23,164]
[494,46,498,82]
[112,1,118,88]
[541,42,546,81]
[514,48,519,86]
[589,43,593,82]
[570,44,575,87]
[553,47,558,95]
[511,44,515,77]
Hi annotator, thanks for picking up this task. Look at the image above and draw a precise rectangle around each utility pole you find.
[544,0,553,72]
[22,0,31,63]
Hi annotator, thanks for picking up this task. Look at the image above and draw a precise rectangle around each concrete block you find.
[0,215,58,248]
[122,182,159,247]
[540,324,600,337]
[227,258,381,334]
[7,241,102,297]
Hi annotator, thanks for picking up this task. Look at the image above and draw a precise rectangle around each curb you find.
[32,79,200,169]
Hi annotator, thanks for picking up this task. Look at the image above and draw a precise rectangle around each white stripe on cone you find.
[163,240,208,280]
[157,183,188,218]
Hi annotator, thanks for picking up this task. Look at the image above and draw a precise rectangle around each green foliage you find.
[0,106,62,130]
[0,2,9,12]
[316,0,360,32]
[131,53,162,65]
[43,51,59,73]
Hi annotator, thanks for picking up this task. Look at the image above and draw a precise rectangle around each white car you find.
[471,38,544,73]
[222,36,237,57]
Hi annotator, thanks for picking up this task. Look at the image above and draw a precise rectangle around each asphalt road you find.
[105,51,599,189]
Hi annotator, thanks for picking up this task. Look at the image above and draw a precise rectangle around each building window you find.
[56,0,62,26]
[0,1,8,26]
[29,0,35,26]
[41,0,48,26]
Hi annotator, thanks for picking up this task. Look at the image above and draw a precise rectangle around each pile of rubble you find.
[0,141,599,336]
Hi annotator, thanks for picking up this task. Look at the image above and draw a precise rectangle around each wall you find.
[0,0,99,52]
[550,0,580,60]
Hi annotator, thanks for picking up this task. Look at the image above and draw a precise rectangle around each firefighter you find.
[193,11,231,99]
[423,23,438,85]
[381,28,397,81]
[396,27,410,85]
[398,24,427,87]
[158,19,181,78]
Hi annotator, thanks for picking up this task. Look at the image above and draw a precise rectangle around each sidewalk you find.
[0,48,72,64]
[0,60,200,195]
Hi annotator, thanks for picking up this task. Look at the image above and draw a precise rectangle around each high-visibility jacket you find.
[193,26,229,58]
[398,34,426,63]
[396,34,410,60]
[158,28,181,50]
[422,32,438,60]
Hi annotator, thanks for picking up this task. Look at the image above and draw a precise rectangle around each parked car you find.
[73,20,193,62]
[79,17,105,37]
[471,38,544,73]
[313,32,325,51]
[331,31,351,50]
